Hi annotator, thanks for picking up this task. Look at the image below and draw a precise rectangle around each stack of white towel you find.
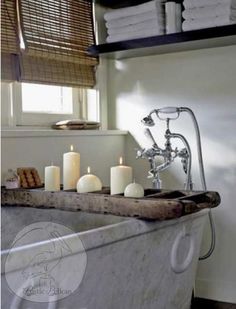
[182,0,236,31]
[104,0,166,43]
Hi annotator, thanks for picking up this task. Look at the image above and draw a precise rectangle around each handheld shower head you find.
[156,107,180,120]
[141,115,155,127]
[158,107,179,114]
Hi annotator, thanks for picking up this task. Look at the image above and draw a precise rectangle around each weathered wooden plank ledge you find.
[1,187,221,221]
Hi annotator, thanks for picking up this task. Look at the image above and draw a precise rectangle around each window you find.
[21,84,73,114]
[1,1,106,129]
[1,82,99,127]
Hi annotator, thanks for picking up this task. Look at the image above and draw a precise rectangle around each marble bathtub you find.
[1,206,209,309]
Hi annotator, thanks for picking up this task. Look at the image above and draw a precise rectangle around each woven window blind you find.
[1,0,19,80]
[1,0,98,87]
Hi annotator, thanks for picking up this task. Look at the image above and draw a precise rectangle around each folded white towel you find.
[183,0,235,9]
[183,4,233,19]
[107,18,164,35]
[182,15,236,31]
[106,11,164,28]
[183,13,236,23]
[104,0,165,21]
[165,2,182,33]
[106,28,164,43]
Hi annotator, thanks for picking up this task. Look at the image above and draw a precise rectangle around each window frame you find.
[1,55,107,129]
[11,82,83,126]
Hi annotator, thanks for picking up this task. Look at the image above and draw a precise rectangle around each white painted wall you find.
[1,131,127,187]
[107,45,236,303]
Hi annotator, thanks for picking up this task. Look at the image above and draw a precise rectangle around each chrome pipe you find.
[168,132,192,190]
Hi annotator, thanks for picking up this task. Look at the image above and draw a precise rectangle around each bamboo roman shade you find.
[1,0,98,87]
[1,0,19,80]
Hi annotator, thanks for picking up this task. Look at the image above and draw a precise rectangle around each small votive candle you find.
[77,167,102,193]
[124,181,144,198]
[45,165,60,191]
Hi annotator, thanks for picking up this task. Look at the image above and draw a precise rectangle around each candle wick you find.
[133,178,136,183]
[51,162,54,166]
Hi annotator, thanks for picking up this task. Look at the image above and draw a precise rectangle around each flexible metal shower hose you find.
[180,107,216,260]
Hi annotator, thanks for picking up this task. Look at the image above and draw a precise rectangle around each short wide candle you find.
[77,167,102,193]
[124,182,144,198]
[45,165,60,191]
[110,157,133,195]
[63,145,80,190]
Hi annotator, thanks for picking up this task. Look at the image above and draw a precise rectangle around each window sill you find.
[1,128,128,138]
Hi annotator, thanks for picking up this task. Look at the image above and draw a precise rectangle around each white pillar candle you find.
[77,167,102,193]
[45,165,60,191]
[110,157,133,195]
[63,145,80,190]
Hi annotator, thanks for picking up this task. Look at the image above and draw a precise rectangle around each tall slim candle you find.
[110,157,132,195]
[63,145,80,190]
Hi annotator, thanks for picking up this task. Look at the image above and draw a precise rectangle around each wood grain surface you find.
[1,187,221,221]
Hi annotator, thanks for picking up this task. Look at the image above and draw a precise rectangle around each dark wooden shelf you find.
[88,24,236,59]
[94,0,148,8]
[94,0,183,8]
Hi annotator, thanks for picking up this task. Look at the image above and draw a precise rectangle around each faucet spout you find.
[147,157,172,189]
